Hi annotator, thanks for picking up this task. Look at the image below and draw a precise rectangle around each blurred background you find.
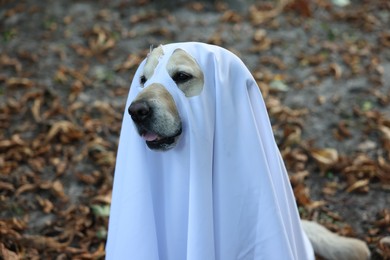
[0,0,389,258]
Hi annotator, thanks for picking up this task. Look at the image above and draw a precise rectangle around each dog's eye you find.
[172,72,193,84]
[140,75,147,85]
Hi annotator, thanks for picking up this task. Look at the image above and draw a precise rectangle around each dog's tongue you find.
[142,132,159,141]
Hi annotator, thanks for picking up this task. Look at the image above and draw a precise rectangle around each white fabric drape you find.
[106,42,314,260]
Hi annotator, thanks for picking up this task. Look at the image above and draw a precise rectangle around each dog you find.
[125,44,370,260]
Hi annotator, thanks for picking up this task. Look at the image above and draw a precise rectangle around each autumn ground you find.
[0,0,389,259]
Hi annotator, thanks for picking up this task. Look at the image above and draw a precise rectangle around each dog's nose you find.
[128,101,151,122]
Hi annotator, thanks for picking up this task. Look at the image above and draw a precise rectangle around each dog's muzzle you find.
[128,99,182,151]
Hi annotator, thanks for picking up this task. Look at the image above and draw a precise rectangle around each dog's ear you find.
[166,49,204,97]
[143,45,165,83]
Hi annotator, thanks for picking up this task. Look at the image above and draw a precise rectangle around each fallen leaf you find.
[115,54,142,72]
[31,97,42,122]
[45,120,83,143]
[294,183,311,206]
[290,170,309,185]
[20,235,68,251]
[0,181,15,192]
[322,181,340,196]
[6,77,35,88]
[375,209,390,228]
[187,2,205,12]
[380,32,390,47]
[261,56,287,70]
[330,63,343,79]
[0,54,22,73]
[221,10,242,23]
[306,200,327,211]
[346,179,369,193]
[92,193,112,204]
[52,180,67,201]
[310,148,339,167]
[379,126,390,141]
[249,0,290,25]
[15,183,37,196]
[378,236,390,259]
[287,0,311,17]
[0,243,19,260]
[36,195,54,213]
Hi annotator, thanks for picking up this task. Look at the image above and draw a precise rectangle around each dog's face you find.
[128,46,204,151]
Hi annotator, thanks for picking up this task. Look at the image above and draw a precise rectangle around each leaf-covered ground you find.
[1,0,389,259]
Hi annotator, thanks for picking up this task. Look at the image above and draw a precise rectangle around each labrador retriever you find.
[127,45,370,260]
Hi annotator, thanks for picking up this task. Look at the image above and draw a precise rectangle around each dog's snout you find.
[128,101,151,122]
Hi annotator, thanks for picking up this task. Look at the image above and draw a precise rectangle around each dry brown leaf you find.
[380,32,390,47]
[0,243,19,260]
[115,54,142,72]
[250,38,272,52]
[310,148,339,167]
[36,195,54,213]
[334,121,352,141]
[253,29,267,43]
[294,183,311,206]
[257,82,269,98]
[75,172,98,185]
[375,209,390,228]
[54,67,68,83]
[221,10,242,23]
[87,25,116,54]
[130,11,158,24]
[322,181,339,196]
[346,179,370,193]
[249,0,290,25]
[92,193,112,204]
[379,126,390,141]
[52,180,67,201]
[92,101,117,117]
[0,54,22,73]
[378,236,390,259]
[96,151,115,166]
[73,242,106,259]
[0,134,25,148]
[378,157,390,183]
[20,235,68,251]
[306,200,327,211]
[290,170,309,185]
[0,181,15,192]
[330,63,343,79]
[187,2,205,12]
[208,31,223,45]
[299,52,328,66]
[71,44,93,57]
[45,120,83,143]
[15,183,37,196]
[55,161,67,176]
[260,56,287,70]
[287,0,311,17]
[283,126,302,147]
[31,97,42,122]
[61,66,92,86]
[6,77,35,88]
[314,63,342,79]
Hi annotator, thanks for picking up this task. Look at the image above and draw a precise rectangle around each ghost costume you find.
[106,42,314,260]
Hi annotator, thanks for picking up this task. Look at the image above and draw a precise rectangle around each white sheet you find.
[106,42,314,260]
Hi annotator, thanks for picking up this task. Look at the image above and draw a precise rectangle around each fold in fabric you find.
[106,42,314,260]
